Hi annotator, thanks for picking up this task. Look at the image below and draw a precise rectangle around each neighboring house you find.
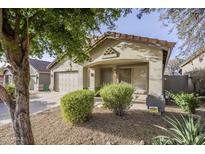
[180,47,205,94]
[48,32,175,102]
[3,59,51,91]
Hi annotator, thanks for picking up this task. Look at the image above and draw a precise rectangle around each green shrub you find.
[60,90,95,124]
[100,83,134,116]
[169,92,199,114]
[152,115,205,145]
[5,84,16,98]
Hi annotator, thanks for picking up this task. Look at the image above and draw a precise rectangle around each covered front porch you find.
[84,59,149,102]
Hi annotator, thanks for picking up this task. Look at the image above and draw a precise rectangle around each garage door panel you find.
[54,71,79,92]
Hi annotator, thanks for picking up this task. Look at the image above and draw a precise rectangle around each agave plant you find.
[152,115,205,145]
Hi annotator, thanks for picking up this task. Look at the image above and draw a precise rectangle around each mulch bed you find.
[0,103,205,145]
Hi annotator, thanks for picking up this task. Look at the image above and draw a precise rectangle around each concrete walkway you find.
[0,92,66,126]
[0,94,148,126]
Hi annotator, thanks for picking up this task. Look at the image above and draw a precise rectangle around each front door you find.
[132,65,148,93]
[101,68,113,85]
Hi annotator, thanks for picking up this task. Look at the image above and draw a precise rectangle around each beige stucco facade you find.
[49,38,167,101]
[49,58,84,91]
[181,52,205,74]
[181,51,205,94]
[84,39,164,98]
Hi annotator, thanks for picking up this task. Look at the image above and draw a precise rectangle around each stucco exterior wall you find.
[85,39,164,97]
[181,52,205,74]
[49,57,84,91]
[30,66,38,91]
[30,66,38,75]
[181,52,205,94]
[49,38,165,98]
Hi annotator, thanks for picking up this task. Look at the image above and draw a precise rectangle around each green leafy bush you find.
[5,84,16,98]
[100,83,134,116]
[60,90,95,124]
[152,115,205,145]
[169,92,199,114]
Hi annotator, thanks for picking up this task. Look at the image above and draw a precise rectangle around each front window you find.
[119,68,131,84]
[101,68,113,85]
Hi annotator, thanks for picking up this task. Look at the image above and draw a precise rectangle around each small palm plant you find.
[152,115,205,145]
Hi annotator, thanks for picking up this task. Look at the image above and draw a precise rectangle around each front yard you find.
[1,102,205,145]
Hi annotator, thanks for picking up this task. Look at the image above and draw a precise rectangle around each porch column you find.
[112,66,118,83]
[89,68,96,90]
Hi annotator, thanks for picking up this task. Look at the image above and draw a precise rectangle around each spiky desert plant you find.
[152,115,205,145]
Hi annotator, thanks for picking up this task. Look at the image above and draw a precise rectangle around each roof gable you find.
[29,59,51,73]
[180,47,205,68]
[48,31,176,69]
[90,32,176,52]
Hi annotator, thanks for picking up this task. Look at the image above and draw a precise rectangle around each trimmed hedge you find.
[100,83,134,116]
[169,92,200,114]
[60,90,95,124]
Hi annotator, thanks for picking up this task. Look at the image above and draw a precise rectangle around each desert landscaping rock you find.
[0,103,205,145]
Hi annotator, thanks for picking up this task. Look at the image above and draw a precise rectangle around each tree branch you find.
[20,16,29,65]
[0,85,14,105]
[183,14,205,34]
[0,85,17,138]
[0,8,3,39]
[14,9,21,40]
[2,9,14,40]
[28,11,41,23]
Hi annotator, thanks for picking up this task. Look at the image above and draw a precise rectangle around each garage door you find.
[54,71,79,92]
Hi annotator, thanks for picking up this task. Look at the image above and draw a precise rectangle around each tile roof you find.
[48,31,176,69]
[29,59,51,72]
[92,31,176,49]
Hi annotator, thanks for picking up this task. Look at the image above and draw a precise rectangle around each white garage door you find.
[54,71,79,92]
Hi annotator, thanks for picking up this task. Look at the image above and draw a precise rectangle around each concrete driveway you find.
[0,92,66,126]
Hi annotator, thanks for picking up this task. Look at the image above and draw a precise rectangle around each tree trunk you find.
[0,55,35,144]
[13,58,35,144]
[3,42,35,145]
[0,85,21,143]
[0,8,35,144]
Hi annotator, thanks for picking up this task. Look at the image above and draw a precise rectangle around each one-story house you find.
[48,32,176,102]
[3,59,51,91]
[180,47,205,94]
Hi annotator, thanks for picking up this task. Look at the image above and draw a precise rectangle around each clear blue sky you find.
[0,10,181,67]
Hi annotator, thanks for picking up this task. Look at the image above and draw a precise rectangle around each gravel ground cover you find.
[0,102,205,145]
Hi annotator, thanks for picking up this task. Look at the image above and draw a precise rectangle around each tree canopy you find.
[0,9,131,62]
[138,9,205,57]
[0,8,132,144]
[166,58,184,75]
